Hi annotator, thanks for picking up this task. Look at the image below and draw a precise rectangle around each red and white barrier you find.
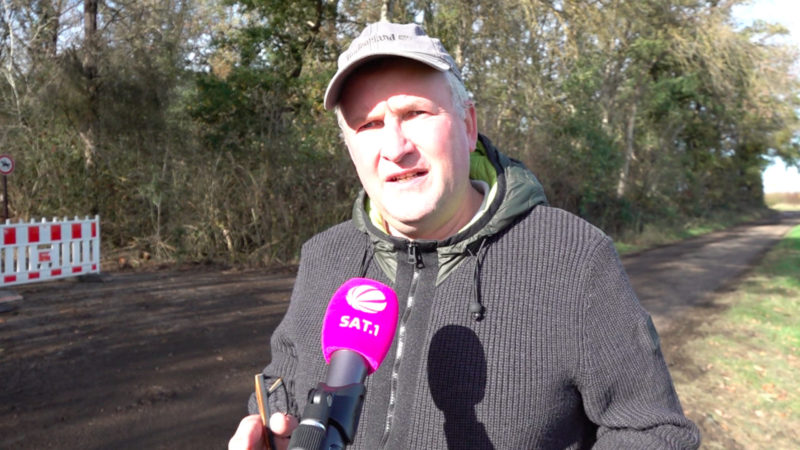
[1,215,100,287]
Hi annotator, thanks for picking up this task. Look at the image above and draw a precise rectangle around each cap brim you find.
[323,52,451,110]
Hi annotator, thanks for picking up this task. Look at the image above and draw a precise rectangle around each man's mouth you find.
[389,170,427,182]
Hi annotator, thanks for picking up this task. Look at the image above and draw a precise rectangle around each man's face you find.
[338,60,478,240]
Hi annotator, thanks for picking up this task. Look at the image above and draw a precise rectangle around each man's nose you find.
[380,118,413,162]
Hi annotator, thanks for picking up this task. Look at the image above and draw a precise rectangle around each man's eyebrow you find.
[346,105,383,128]
[359,109,383,122]
[390,96,436,111]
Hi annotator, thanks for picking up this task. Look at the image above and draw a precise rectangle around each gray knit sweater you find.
[253,137,700,449]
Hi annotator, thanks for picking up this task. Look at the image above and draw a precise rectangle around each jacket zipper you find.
[380,242,424,448]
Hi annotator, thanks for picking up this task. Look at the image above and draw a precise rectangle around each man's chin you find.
[383,212,432,239]
[384,207,432,227]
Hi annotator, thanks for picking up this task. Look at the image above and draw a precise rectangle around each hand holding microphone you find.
[228,413,296,450]
[288,278,399,450]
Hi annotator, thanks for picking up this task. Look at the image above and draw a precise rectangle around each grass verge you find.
[670,225,800,449]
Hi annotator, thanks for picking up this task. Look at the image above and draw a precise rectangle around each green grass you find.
[671,225,800,449]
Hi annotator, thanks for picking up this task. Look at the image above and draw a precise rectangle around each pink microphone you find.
[321,278,399,386]
[289,279,398,450]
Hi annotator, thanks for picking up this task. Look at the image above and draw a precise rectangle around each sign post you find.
[0,154,19,311]
[0,154,14,221]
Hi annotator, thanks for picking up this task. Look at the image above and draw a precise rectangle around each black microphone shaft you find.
[326,350,368,387]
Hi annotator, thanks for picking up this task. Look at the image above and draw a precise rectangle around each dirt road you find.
[623,210,800,350]
[1,211,798,449]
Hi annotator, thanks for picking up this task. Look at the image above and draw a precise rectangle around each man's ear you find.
[464,102,478,151]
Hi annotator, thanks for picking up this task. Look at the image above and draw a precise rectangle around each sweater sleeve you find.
[577,236,700,449]
[247,312,300,418]
[246,249,313,419]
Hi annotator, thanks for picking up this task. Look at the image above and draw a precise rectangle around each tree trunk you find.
[617,101,636,198]
[34,0,61,57]
[380,0,393,22]
[81,0,98,166]
[82,0,99,213]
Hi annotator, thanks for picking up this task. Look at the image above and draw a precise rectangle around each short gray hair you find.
[444,69,471,120]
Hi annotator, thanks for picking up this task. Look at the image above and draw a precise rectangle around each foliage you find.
[0,0,797,264]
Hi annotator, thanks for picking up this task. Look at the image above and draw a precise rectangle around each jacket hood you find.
[352,134,548,285]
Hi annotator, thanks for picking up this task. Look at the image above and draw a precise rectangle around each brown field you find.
[765,192,800,210]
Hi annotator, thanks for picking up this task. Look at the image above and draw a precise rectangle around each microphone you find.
[289,278,398,450]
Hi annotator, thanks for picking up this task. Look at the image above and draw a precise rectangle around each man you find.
[230,22,700,449]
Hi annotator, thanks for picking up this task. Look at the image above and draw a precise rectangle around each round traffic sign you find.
[0,155,13,175]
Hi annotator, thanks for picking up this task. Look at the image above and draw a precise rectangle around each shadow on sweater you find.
[428,325,494,449]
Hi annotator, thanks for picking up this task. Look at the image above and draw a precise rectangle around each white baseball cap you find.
[324,22,462,110]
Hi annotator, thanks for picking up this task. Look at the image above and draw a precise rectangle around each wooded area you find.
[1,0,798,264]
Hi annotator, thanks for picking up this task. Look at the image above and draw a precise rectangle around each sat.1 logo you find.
[346,284,388,314]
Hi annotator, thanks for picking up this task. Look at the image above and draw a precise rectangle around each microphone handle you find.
[288,351,370,450]
[289,389,334,450]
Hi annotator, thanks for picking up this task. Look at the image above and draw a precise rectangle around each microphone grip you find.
[289,386,348,450]
[287,350,367,449]
[288,380,367,449]
[289,423,327,450]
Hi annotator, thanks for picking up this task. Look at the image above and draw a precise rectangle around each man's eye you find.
[358,121,382,131]
[406,110,426,118]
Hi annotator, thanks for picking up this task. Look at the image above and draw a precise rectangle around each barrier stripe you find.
[29,226,40,243]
